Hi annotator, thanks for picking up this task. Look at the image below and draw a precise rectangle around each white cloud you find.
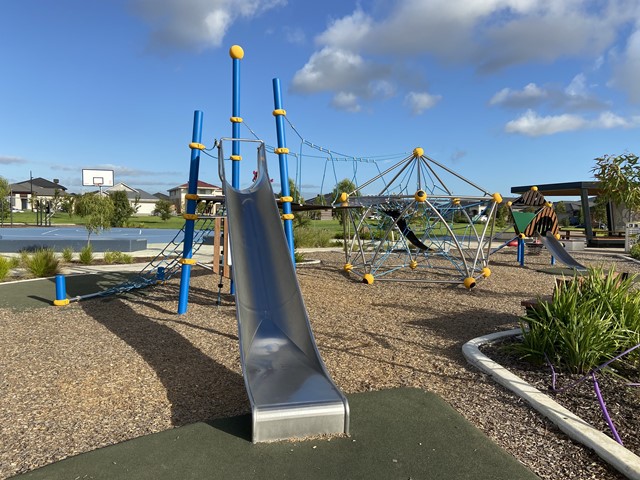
[489,83,548,107]
[0,155,27,165]
[284,27,306,45]
[131,0,286,52]
[611,29,640,102]
[404,91,441,115]
[331,92,361,112]
[505,109,640,136]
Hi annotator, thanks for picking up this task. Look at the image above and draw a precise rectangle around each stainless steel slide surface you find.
[220,145,349,443]
[539,232,587,271]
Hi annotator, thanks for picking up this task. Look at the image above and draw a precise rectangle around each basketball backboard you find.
[82,169,114,187]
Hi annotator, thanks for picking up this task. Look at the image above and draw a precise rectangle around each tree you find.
[74,193,114,244]
[108,190,135,227]
[153,199,173,221]
[280,179,310,228]
[592,153,640,222]
[0,176,10,221]
[331,178,359,226]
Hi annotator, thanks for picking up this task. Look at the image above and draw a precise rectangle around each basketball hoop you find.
[93,178,104,194]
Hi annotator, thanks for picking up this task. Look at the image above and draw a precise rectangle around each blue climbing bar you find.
[177,110,204,314]
[272,77,296,264]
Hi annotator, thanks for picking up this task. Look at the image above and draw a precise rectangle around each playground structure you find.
[335,148,503,289]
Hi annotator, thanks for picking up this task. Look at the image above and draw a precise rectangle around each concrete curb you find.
[463,329,640,480]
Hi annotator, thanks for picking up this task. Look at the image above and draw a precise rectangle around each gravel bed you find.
[1,249,638,479]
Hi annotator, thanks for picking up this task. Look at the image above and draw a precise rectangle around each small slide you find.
[384,210,430,250]
[220,145,349,443]
[538,231,587,271]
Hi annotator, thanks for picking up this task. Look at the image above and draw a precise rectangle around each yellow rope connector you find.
[362,273,374,285]
[274,147,289,155]
[409,260,418,270]
[414,190,427,202]
[492,192,503,204]
[545,201,553,208]
[413,147,424,158]
[339,192,349,203]
[189,142,206,150]
[280,196,293,203]
[185,193,199,200]
[183,213,198,220]
[230,116,243,123]
[179,258,197,265]
[53,299,69,306]
[506,201,513,207]
[463,277,476,289]
[230,155,242,161]
[229,45,244,59]
[281,213,295,220]
[452,198,461,206]
[481,267,491,278]
[343,263,353,272]
[273,109,287,116]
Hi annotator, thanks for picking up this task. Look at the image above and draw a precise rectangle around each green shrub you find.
[0,256,12,281]
[79,245,94,265]
[103,250,132,264]
[513,267,639,373]
[293,227,336,248]
[24,249,60,278]
[630,243,640,260]
[61,247,74,263]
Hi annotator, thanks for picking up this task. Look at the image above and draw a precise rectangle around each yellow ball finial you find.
[506,201,513,207]
[413,147,424,158]
[492,192,503,204]
[229,45,244,59]
[414,190,427,202]
[463,277,476,289]
[339,192,349,203]
[481,267,491,278]
[531,186,538,192]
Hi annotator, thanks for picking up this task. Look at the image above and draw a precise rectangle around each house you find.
[168,180,223,214]
[8,177,67,211]
[103,183,160,215]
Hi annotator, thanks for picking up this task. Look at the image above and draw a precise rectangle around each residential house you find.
[168,180,223,214]
[8,177,67,211]
[104,183,160,215]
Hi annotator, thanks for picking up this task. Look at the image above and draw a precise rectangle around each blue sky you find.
[1,0,639,200]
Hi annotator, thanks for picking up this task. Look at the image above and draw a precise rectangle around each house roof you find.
[154,192,170,201]
[9,177,68,195]
[104,183,159,201]
[169,180,222,191]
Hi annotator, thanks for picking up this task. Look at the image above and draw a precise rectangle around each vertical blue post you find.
[551,255,556,266]
[229,45,244,295]
[177,110,204,314]
[53,274,69,306]
[517,236,525,267]
[272,78,295,264]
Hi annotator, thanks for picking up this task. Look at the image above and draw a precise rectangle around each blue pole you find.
[177,110,204,314]
[517,237,525,267]
[230,45,244,190]
[53,274,69,306]
[272,78,296,264]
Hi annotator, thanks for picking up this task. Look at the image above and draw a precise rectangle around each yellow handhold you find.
[531,186,538,191]
[362,273,374,284]
[409,260,418,270]
[280,196,293,203]
[229,45,245,59]
[343,263,353,272]
[281,213,295,220]
[414,190,427,202]
[53,299,69,306]
[185,193,199,200]
[463,277,476,289]
[413,147,424,158]
[481,267,491,278]
[230,155,242,161]
[273,109,287,116]
[230,116,243,123]
[275,147,289,155]
[189,142,206,150]
[339,192,349,203]
[183,213,198,220]
[492,192,503,204]
[179,258,197,265]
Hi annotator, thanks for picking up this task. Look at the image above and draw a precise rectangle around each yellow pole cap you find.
[519,233,526,239]
[229,45,244,59]
[53,299,70,306]
[481,267,491,278]
[362,273,374,284]
[545,201,553,208]
[463,277,476,289]
[492,192,503,204]
[413,147,424,158]
[506,201,513,207]
[531,186,538,191]
[343,263,353,272]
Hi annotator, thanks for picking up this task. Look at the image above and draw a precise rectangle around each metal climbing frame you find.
[338,148,503,289]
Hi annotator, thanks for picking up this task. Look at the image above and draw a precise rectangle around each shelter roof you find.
[511,181,601,196]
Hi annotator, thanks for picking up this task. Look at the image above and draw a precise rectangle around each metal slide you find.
[220,143,349,443]
[538,231,588,271]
